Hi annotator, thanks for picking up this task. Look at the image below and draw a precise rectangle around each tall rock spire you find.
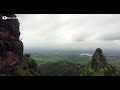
[91,48,108,71]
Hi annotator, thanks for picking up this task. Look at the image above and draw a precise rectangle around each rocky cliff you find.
[0,14,23,73]
[91,48,108,71]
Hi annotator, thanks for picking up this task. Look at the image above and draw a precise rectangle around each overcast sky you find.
[16,14,120,50]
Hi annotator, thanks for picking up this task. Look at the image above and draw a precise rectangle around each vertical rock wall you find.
[0,14,23,72]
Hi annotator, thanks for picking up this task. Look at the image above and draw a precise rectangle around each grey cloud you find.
[100,32,120,41]
[16,14,120,50]
[73,37,85,42]
[72,32,91,42]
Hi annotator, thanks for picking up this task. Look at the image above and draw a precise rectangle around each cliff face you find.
[0,14,23,72]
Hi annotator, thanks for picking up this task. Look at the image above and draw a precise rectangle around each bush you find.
[14,54,40,76]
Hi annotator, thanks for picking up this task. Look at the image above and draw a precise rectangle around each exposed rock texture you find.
[91,48,108,71]
[0,14,23,73]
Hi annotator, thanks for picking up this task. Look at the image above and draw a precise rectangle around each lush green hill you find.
[79,62,119,76]
[34,55,91,65]
[38,60,82,76]
[33,48,120,76]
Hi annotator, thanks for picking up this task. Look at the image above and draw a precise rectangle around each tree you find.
[24,54,30,58]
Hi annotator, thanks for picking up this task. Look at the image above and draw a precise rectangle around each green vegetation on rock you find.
[14,54,40,76]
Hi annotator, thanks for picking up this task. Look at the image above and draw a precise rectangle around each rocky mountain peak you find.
[91,48,108,71]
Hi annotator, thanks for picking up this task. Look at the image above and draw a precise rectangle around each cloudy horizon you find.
[17,14,120,51]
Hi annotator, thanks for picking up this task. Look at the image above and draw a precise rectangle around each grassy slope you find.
[34,55,92,65]
[34,56,120,66]
[34,57,81,76]
[33,56,120,76]
[34,57,64,65]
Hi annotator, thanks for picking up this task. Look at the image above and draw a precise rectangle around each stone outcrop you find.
[91,48,108,71]
[0,14,23,73]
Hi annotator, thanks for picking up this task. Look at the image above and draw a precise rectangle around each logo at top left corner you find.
[2,16,7,20]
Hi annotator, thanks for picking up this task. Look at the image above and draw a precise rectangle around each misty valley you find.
[24,49,120,76]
